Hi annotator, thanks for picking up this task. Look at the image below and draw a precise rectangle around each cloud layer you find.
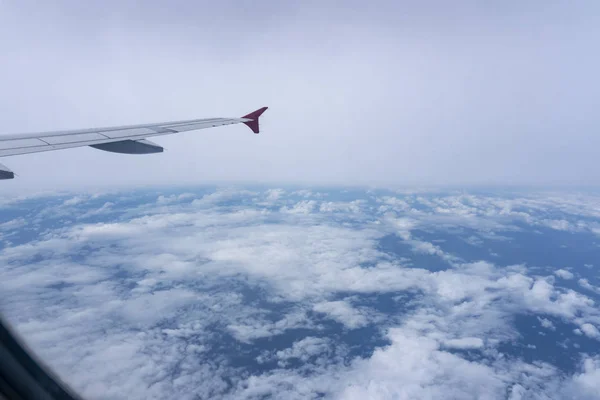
[1,187,600,399]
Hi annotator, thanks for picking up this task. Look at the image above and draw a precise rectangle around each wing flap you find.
[43,133,107,145]
[101,127,157,139]
[0,146,50,157]
[0,138,47,150]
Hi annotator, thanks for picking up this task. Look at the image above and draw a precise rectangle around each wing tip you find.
[242,106,268,134]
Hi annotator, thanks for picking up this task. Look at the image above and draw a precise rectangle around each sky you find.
[1,1,599,191]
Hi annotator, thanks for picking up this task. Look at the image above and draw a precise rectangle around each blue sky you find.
[0,1,599,190]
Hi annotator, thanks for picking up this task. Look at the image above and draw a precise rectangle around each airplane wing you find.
[0,106,268,180]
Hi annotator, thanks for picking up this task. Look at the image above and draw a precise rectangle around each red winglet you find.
[242,106,268,134]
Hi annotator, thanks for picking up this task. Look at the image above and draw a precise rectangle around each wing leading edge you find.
[0,107,268,180]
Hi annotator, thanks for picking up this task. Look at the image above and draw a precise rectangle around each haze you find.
[1,1,599,191]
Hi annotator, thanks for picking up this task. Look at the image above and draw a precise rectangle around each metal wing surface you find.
[0,107,268,179]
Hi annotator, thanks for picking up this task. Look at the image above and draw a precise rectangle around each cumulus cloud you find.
[78,201,115,219]
[313,301,369,329]
[579,279,600,295]
[2,187,600,399]
[156,193,195,205]
[264,189,285,202]
[538,317,556,331]
[191,188,257,207]
[0,217,27,231]
[63,196,86,206]
[580,324,600,339]
[227,310,311,343]
[554,269,574,280]
[319,200,363,213]
[570,357,600,399]
[541,219,574,231]
[340,329,518,400]
[280,200,317,214]
[275,337,332,366]
[442,337,485,350]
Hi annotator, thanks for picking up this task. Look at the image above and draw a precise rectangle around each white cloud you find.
[339,329,506,400]
[265,188,285,202]
[442,337,484,350]
[63,196,86,206]
[78,201,115,219]
[463,235,484,246]
[275,337,332,365]
[227,310,310,343]
[570,357,600,399]
[313,301,369,329]
[156,193,195,205]
[2,188,600,399]
[538,317,556,331]
[580,323,600,339]
[540,219,574,231]
[554,269,574,280]
[579,279,600,294]
[280,200,317,214]
[319,200,363,213]
[0,217,27,231]
[191,188,256,207]
[377,196,410,210]
[292,190,327,199]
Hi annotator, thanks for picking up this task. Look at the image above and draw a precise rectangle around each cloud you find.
[191,188,257,207]
[339,329,506,400]
[442,337,484,350]
[570,357,600,399]
[227,310,311,344]
[538,317,556,331]
[319,200,364,213]
[264,189,285,202]
[2,187,600,399]
[554,269,574,280]
[280,200,317,215]
[78,201,115,219]
[313,300,369,329]
[0,217,27,231]
[580,324,600,339]
[63,196,86,206]
[579,279,600,295]
[541,219,573,231]
[156,193,195,205]
[275,337,332,366]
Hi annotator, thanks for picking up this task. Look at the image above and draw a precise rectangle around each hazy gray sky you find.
[1,1,599,190]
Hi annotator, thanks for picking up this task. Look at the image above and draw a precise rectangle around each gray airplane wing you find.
[0,107,268,179]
